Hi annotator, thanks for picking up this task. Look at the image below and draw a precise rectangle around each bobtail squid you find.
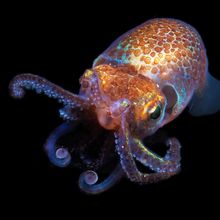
[9,18,220,194]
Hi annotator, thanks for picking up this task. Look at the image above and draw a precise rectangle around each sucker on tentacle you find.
[59,106,81,121]
[9,18,220,194]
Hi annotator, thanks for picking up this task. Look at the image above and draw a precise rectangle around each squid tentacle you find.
[78,164,124,194]
[44,122,78,167]
[59,106,79,121]
[115,114,178,184]
[131,137,181,173]
[9,74,89,108]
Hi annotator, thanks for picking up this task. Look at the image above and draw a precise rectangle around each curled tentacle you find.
[44,122,78,167]
[115,113,178,184]
[79,164,124,194]
[82,170,99,185]
[9,74,89,109]
[131,137,181,173]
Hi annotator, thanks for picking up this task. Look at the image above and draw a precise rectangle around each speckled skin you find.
[9,18,211,194]
[93,18,207,125]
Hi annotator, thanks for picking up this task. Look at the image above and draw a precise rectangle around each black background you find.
[1,2,219,217]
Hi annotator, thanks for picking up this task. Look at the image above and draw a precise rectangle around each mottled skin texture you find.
[92,18,207,125]
[9,18,208,194]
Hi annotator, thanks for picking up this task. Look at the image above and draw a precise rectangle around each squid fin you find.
[189,72,220,116]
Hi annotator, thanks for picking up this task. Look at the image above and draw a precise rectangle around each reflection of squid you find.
[9,18,220,194]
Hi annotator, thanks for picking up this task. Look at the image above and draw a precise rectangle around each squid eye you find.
[150,105,161,119]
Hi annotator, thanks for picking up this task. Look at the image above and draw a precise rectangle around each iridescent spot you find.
[154,57,160,64]
[142,56,151,64]
[134,49,142,57]
[172,57,177,63]
[165,55,172,62]
[167,36,174,42]
[175,51,182,59]
[150,52,156,57]
[182,50,187,57]
[151,67,158,74]
[143,47,151,54]
[164,43,171,50]
[155,47,162,52]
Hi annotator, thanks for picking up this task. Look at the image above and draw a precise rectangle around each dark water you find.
[1,3,219,217]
